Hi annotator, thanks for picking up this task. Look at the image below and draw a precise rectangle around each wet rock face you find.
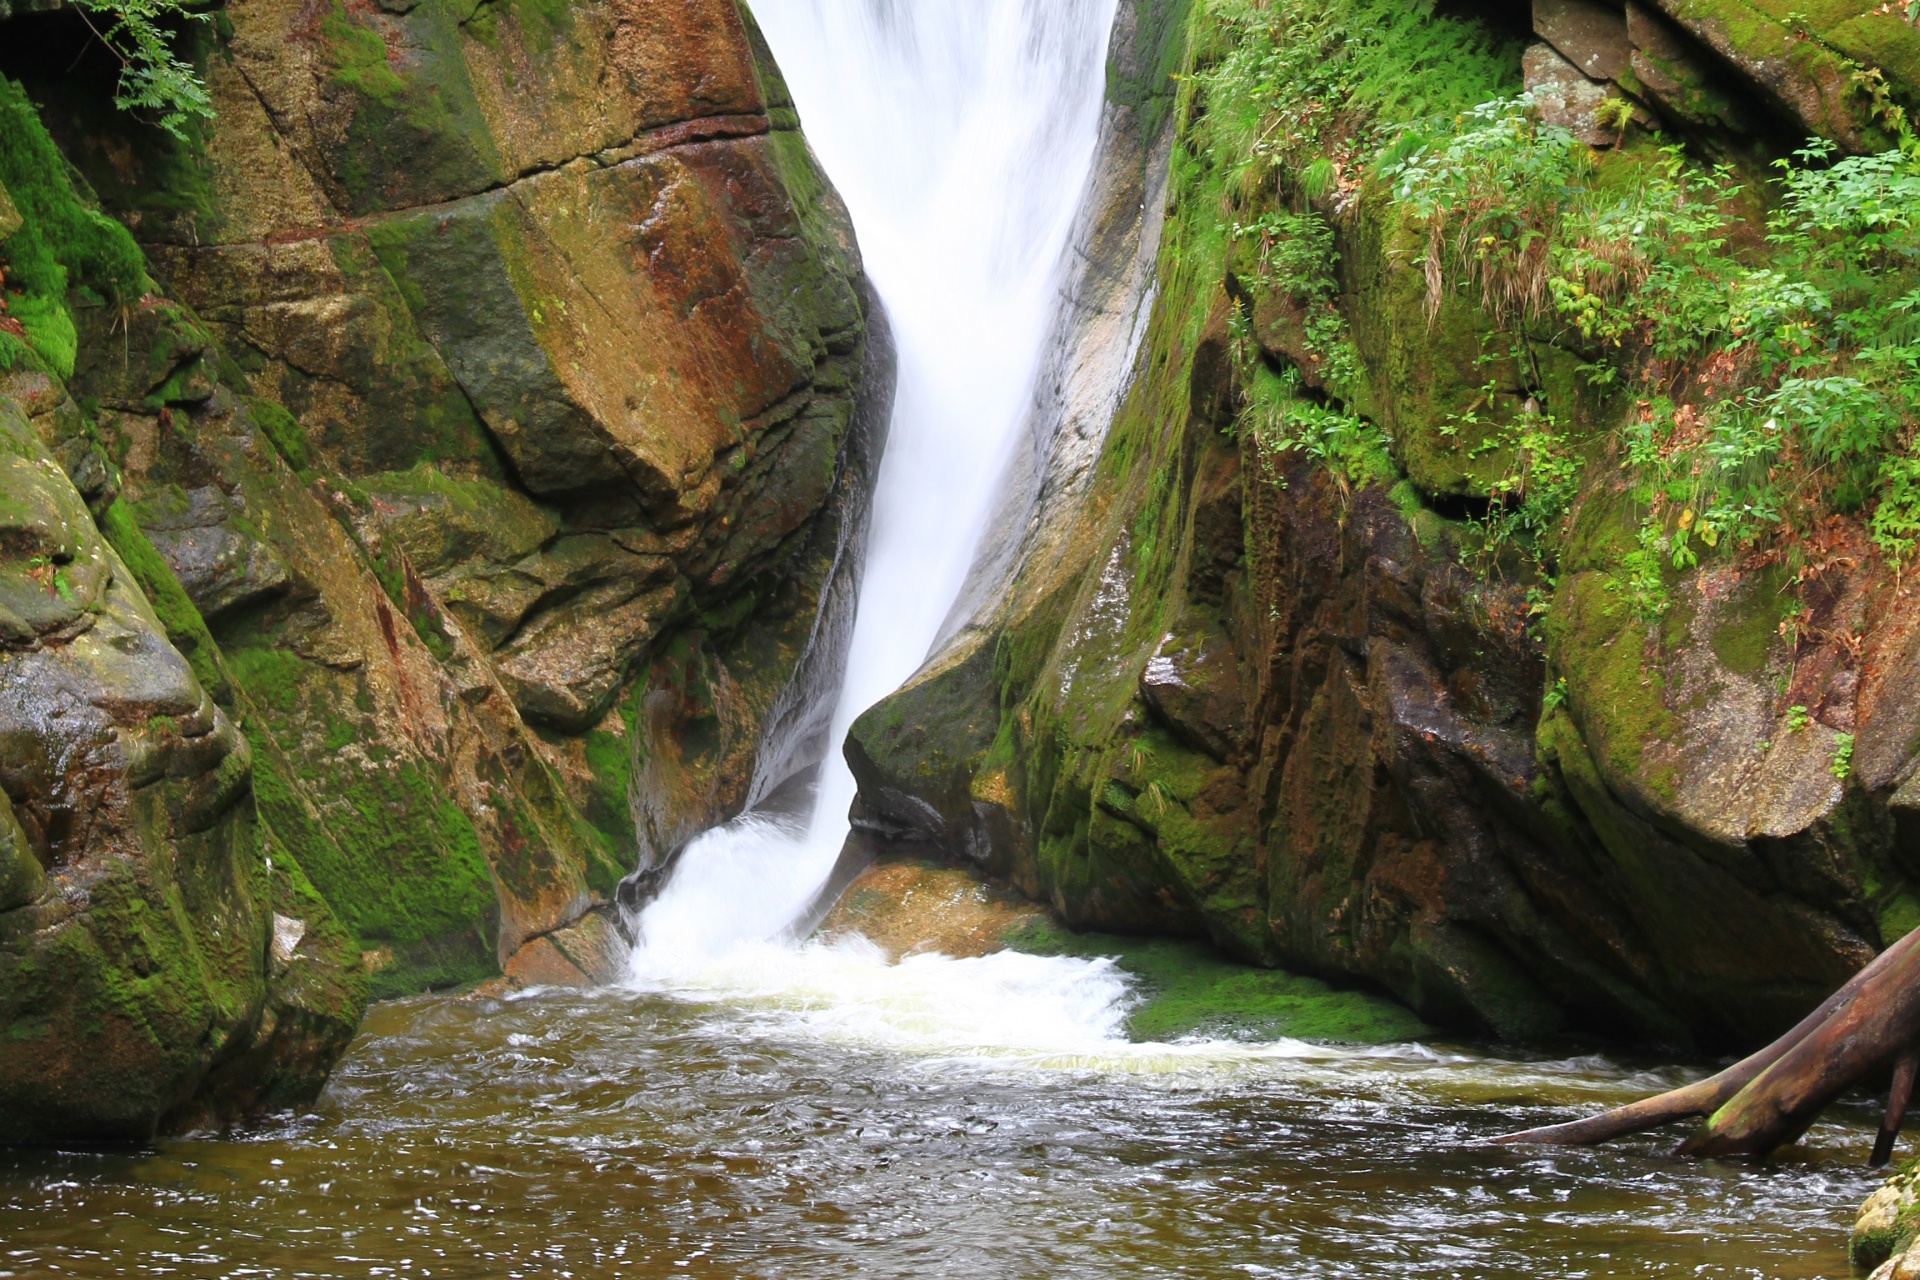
[852,271,1893,1047]
[0,0,879,1018]
[0,388,362,1141]
[0,0,878,1135]
[114,0,873,740]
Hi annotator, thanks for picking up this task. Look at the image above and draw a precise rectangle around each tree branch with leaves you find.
[69,0,214,140]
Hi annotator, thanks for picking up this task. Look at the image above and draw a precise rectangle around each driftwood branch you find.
[1493,926,1920,1160]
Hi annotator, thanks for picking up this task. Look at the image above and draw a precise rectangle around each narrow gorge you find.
[4,0,1920,1273]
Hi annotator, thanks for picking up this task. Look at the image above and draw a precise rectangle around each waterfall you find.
[625,0,1120,987]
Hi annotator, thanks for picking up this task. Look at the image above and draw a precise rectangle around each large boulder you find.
[0,385,362,1141]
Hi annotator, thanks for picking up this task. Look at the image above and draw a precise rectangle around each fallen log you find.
[1493,925,1920,1161]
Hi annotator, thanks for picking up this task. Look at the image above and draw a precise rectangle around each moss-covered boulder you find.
[1646,0,1919,151]
[0,382,363,1141]
[1855,1161,1920,1273]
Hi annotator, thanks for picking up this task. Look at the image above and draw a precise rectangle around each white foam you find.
[628,930,1372,1073]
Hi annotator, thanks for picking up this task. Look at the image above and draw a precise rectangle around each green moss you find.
[0,76,148,306]
[1665,0,1900,147]
[98,499,231,705]
[0,73,150,386]
[320,8,405,104]
[247,397,311,472]
[0,15,221,240]
[1852,1223,1909,1273]
[1704,564,1789,675]
[0,330,32,373]
[1707,566,1795,675]
[317,0,502,214]
[329,230,506,476]
[1107,0,1193,145]
[1880,889,1920,949]
[8,292,76,378]
[223,641,499,995]
[579,691,638,866]
[243,733,497,997]
[1006,917,1430,1043]
[461,0,576,57]
[1546,570,1679,800]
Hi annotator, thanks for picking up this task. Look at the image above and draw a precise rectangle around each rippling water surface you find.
[0,940,1883,1279]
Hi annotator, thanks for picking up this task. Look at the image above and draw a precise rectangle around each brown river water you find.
[0,950,1887,1280]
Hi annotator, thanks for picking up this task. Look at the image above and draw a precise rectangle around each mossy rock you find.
[1342,188,1525,499]
[1545,568,1680,803]
[0,74,148,380]
[1854,1160,1920,1271]
[228,643,502,998]
[1652,0,1910,151]
[1005,917,1432,1044]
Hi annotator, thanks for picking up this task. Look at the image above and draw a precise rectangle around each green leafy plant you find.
[1786,704,1811,733]
[1541,676,1569,712]
[1831,731,1855,780]
[69,0,214,139]
[1240,367,1397,493]
[1383,97,1587,328]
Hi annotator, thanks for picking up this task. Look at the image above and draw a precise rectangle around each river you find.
[0,971,1881,1277]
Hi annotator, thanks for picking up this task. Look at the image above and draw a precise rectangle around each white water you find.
[624,0,1129,1047]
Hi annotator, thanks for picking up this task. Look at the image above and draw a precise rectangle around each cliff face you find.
[849,0,1920,1050]
[0,0,881,1136]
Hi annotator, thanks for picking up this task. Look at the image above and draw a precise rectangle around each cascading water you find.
[624,0,1129,1038]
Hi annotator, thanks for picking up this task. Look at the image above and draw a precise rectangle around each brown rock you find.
[1535,0,1633,82]
[1624,1,1757,133]
[1525,42,1621,146]
[816,860,1049,960]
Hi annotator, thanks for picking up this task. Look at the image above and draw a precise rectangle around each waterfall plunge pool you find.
[0,964,1882,1278]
